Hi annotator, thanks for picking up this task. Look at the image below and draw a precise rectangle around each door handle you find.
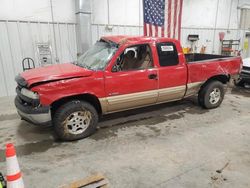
[148,73,158,80]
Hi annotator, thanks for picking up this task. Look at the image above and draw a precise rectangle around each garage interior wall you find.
[0,0,77,97]
[0,0,249,97]
[91,0,249,55]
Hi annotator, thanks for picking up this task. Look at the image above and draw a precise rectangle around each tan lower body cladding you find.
[100,82,204,114]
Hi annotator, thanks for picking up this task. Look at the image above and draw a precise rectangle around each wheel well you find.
[51,94,102,115]
[199,74,229,92]
[205,74,229,85]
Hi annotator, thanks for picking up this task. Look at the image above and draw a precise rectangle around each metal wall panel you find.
[0,22,17,96]
[0,21,77,97]
[181,28,246,55]
[91,24,142,44]
[92,24,247,56]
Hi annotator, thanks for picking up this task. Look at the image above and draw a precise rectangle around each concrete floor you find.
[0,86,250,188]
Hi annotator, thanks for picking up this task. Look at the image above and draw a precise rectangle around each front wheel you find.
[53,100,98,141]
[198,81,225,109]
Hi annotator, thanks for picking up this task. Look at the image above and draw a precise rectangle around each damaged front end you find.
[15,75,51,126]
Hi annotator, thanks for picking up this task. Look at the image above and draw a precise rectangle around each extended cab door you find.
[104,44,158,113]
[155,41,187,103]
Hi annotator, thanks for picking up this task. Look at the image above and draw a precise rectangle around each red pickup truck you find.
[15,36,242,140]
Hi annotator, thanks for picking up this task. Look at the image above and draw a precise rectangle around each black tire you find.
[53,100,98,141]
[198,81,225,109]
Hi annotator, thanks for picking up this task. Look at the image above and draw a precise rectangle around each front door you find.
[104,44,158,112]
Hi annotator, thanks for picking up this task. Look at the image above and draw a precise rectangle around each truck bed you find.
[185,53,232,63]
[186,53,241,86]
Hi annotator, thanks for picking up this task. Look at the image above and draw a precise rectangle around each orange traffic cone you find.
[5,143,24,188]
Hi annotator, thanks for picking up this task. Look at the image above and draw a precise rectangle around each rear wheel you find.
[53,100,98,141]
[198,81,225,109]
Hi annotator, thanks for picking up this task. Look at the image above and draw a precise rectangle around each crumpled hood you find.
[21,63,93,87]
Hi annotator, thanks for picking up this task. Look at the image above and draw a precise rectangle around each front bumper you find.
[15,97,51,126]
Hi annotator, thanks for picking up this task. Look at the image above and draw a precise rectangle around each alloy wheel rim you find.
[209,88,221,105]
[64,110,92,135]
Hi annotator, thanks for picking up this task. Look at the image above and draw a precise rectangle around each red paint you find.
[20,36,242,109]
[21,63,92,87]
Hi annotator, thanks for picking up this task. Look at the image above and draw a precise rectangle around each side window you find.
[112,44,153,72]
[156,42,179,67]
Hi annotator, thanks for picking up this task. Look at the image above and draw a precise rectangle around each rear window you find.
[156,42,179,67]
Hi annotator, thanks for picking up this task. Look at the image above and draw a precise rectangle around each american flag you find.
[143,0,183,39]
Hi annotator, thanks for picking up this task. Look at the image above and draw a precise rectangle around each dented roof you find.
[101,35,178,45]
